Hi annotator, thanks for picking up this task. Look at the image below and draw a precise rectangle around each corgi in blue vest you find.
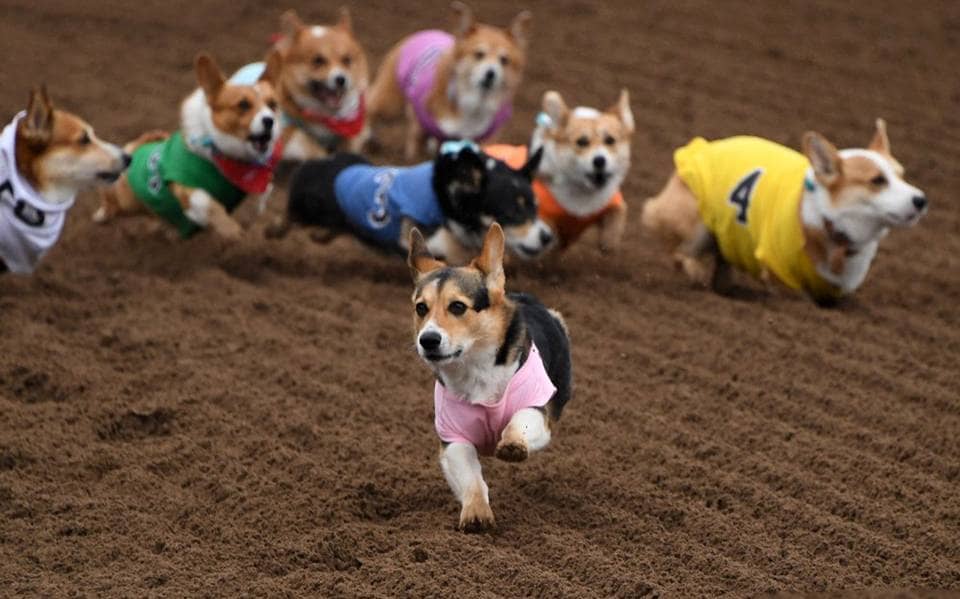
[271,141,553,264]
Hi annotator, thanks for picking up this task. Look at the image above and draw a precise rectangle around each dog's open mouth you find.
[424,349,463,363]
[96,170,123,183]
[247,133,272,155]
[309,81,346,110]
[588,171,611,188]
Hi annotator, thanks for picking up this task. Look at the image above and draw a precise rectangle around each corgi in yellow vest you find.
[642,121,928,305]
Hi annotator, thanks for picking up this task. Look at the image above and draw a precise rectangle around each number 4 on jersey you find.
[728,168,763,224]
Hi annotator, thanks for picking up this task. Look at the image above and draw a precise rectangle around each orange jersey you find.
[484,144,624,247]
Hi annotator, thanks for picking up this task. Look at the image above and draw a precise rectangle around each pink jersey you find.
[395,30,512,142]
[434,343,556,455]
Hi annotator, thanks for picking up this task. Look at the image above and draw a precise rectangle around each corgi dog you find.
[408,223,572,531]
[641,120,928,304]
[95,52,283,240]
[0,87,127,274]
[232,9,370,160]
[275,140,553,263]
[367,1,531,160]
[486,89,634,252]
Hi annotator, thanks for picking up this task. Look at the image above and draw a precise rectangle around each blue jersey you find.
[334,162,443,247]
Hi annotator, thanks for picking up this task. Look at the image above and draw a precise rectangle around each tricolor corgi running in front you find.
[408,223,572,531]
[0,87,128,274]
[641,121,927,305]
[95,52,283,240]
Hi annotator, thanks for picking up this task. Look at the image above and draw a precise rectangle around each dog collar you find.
[804,177,816,192]
[440,139,480,156]
[294,93,367,139]
[200,140,283,195]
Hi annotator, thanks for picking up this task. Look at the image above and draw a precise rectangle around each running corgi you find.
[95,52,283,239]
[641,120,928,304]
[408,223,572,531]
[368,2,530,159]
[0,87,127,274]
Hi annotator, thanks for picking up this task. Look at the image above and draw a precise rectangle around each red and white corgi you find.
[0,87,127,274]
[408,223,572,532]
[486,89,634,252]
[368,2,531,160]
[240,8,370,161]
[95,52,283,240]
[641,120,928,304]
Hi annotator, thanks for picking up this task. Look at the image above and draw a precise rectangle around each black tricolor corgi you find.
[275,141,553,263]
[408,223,572,531]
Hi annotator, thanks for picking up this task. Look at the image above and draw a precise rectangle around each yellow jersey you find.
[675,136,841,300]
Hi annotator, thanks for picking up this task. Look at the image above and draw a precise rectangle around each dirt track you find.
[2,0,959,596]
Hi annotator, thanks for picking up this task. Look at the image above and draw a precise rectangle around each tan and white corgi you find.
[486,89,634,252]
[367,2,530,160]
[408,223,572,532]
[0,87,127,273]
[95,51,283,240]
[641,120,928,304]
[235,8,370,161]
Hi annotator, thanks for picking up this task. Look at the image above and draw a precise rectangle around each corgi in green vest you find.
[95,51,283,240]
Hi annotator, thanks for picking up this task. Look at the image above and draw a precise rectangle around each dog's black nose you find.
[539,228,553,246]
[334,74,347,89]
[419,331,442,351]
[593,155,607,170]
[482,70,496,86]
[262,116,274,131]
[912,195,927,210]
[121,153,132,168]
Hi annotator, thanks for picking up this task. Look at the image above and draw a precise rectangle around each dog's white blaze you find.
[184,190,212,225]
[311,26,328,38]
[572,106,601,119]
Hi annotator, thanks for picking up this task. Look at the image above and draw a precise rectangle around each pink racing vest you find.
[434,343,556,455]
[396,30,512,142]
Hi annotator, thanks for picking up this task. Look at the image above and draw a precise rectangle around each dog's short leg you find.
[93,186,119,224]
[599,201,628,253]
[674,223,719,287]
[440,442,494,532]
[496,407,552,463]
[403,105,425,161]
[264,214,292,240]
[177,186,242,241]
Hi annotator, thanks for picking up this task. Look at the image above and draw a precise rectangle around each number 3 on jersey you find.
[728,168,763,224]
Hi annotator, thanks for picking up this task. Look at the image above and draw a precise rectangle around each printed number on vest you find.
[2,180,45,227]
[728,168,763,224]
[367,168,398,229]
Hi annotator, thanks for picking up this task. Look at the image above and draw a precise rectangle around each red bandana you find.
[298,95,367,139]
[211,141,283,195]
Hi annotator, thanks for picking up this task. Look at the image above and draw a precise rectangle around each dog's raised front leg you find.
[598,201,628,253]
[440,442,495,532]
[403,105,426,161]
[496,407,552,462]
[173,184,242,240]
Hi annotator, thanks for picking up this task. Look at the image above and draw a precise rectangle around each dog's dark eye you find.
[313,54,328,67]
[448,301,467,316]
[473,50,485,61]
[604,135,616,146]
[267,99,278,110]
[237,99,252,112]
[415,302,429,317]
[576,136,590,148]
[870,174,888,186]
[500,55,510,67]
[342,54,352,66]
[78,131,91,146]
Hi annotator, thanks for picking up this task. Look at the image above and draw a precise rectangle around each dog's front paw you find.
[458,498,495,533]
[216,220,243,242]
[495,438,529,462]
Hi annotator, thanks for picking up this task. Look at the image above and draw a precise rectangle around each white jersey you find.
[0,112,74,274]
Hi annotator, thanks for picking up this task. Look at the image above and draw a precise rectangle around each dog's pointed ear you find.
[868,118,890,155]
[280,9,305,39]
[195,53,226,100]
[337,6,353,33]
[451,1,476,38]
[610,88,634,134]
[542,90,569,130]
[408,228,446,282]
[259,49,283,85]
[520,146,543,180]
[509,10,532,49]
[21,85,55,148]
[472,223,506,298]
[803,131,842,187]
